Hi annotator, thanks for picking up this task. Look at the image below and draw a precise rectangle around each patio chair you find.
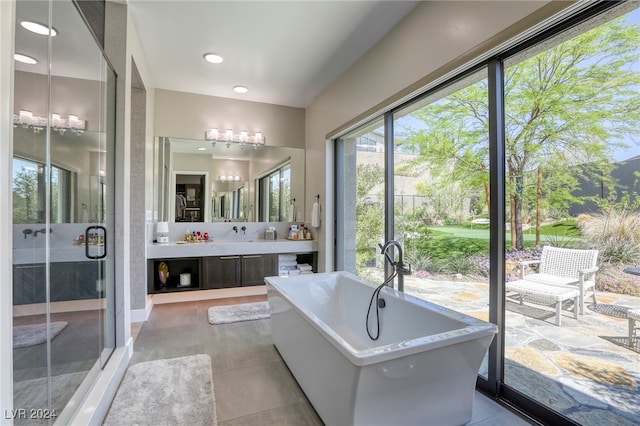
[518,246,599,314]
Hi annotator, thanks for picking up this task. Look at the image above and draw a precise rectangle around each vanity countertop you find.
[147,238,318,259]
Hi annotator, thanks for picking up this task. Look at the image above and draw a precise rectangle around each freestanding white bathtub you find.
[265,271,497,426]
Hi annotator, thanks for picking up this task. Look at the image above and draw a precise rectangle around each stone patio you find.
[397,273,640,426]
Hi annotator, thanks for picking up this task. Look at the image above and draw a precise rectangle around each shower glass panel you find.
[12,0,116,422]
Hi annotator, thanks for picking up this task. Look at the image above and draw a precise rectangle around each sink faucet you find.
[34,228,50,237]
[379,240,411,292]
[232,225,238,233]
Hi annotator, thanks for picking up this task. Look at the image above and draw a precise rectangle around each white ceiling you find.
[127,1,419,108]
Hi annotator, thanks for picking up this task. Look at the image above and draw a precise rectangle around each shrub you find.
[577,205,640,264]
[596,276,640,297]
[441,255,484,275]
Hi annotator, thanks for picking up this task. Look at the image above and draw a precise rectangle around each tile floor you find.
[130,296,536,425]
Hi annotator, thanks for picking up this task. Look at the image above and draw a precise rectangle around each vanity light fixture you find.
[203,53,223,64]
[219,175,241,182]
[20,21,58,37]
[14,53,38,64]
[13,109,85,135]
[205,127,265,149]
[197,147,206,151]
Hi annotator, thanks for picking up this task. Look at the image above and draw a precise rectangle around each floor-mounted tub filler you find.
[265,271,498,426]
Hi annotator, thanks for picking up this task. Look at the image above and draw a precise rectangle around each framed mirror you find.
[155,136,305,222]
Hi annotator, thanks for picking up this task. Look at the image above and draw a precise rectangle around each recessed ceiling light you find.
[203,53,223,64]
[20,21,58,36]
[233,85,248,94]
[14,53,38,65]
[197,147,206,151]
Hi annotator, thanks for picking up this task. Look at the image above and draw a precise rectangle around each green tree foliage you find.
[398,15,640,250]
[355,164,384,272]
[13,167,38,224]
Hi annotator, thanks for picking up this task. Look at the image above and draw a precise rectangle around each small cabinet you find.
[241,254,277,286]
[149,258,201,293]
[204,256,241,289]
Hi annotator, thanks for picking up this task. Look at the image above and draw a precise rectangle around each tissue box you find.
[265,229,277,240]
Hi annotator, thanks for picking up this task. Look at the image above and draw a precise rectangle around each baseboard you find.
[151,286,267,305]
[130,296,153,322]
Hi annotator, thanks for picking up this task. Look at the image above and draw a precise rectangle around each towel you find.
[279,260,298,267]
[311,201,320,228]
[297,263,313,271]
[278,254,297,261]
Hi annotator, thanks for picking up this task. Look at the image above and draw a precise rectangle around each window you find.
[12,157,73,224]
[258,162,291,222]
[335,3,640,424]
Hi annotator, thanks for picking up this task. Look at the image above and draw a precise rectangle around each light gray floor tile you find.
[213,360,306,422]
[469,393,534,425]
[130,298,534,426]
[218,401,323,426]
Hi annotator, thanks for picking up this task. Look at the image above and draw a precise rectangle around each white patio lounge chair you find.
[518,246,599,314]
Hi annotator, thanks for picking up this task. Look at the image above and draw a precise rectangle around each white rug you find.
[208,301,270,325]
[103,354,216,426]
[13,321,68,349]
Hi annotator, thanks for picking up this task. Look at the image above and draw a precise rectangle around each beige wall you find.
[154,89,305,149]
[305,1,573,271]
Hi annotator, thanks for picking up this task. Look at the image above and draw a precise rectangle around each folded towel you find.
[297,264,313,271]
[288,269,301,276]
[301,271,314,275]
[278,254,297,261]
[279,260,297,267]
[311,201,320,228]
[279,265,298,271]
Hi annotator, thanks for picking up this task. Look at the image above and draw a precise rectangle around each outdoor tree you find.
[13,167,38,224]
[396,15,640,250]
[355,163,384,271]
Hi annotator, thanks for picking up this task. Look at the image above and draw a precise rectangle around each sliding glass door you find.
[335,2,640,424]
[12,0,116,422]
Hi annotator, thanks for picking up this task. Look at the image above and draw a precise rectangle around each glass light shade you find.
[14,53,38,64]
[19,110,33,125]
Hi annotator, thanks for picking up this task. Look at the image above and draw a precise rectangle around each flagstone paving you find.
[389,273,640,425]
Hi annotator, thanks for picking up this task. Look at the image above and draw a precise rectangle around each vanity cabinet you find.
[203,256,241,289]
[204,254,277,288]
[13,261,102,305]
[241,254,278,286]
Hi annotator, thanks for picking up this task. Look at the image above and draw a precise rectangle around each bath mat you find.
[13,321,68,349]
[208,301,270,325]
[103,354,217,426]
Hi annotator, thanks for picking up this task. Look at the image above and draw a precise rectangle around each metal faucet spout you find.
[379,240,411,292]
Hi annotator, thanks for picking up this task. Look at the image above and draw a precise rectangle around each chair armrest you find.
[518,260,541,279]
[578,266,599,283]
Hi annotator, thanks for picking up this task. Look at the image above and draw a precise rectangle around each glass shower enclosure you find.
[12,0,116,423]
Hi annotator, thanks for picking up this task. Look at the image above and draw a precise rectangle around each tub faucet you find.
[379,240,411,292]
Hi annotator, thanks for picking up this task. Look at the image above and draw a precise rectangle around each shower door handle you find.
[85,225,107,259]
